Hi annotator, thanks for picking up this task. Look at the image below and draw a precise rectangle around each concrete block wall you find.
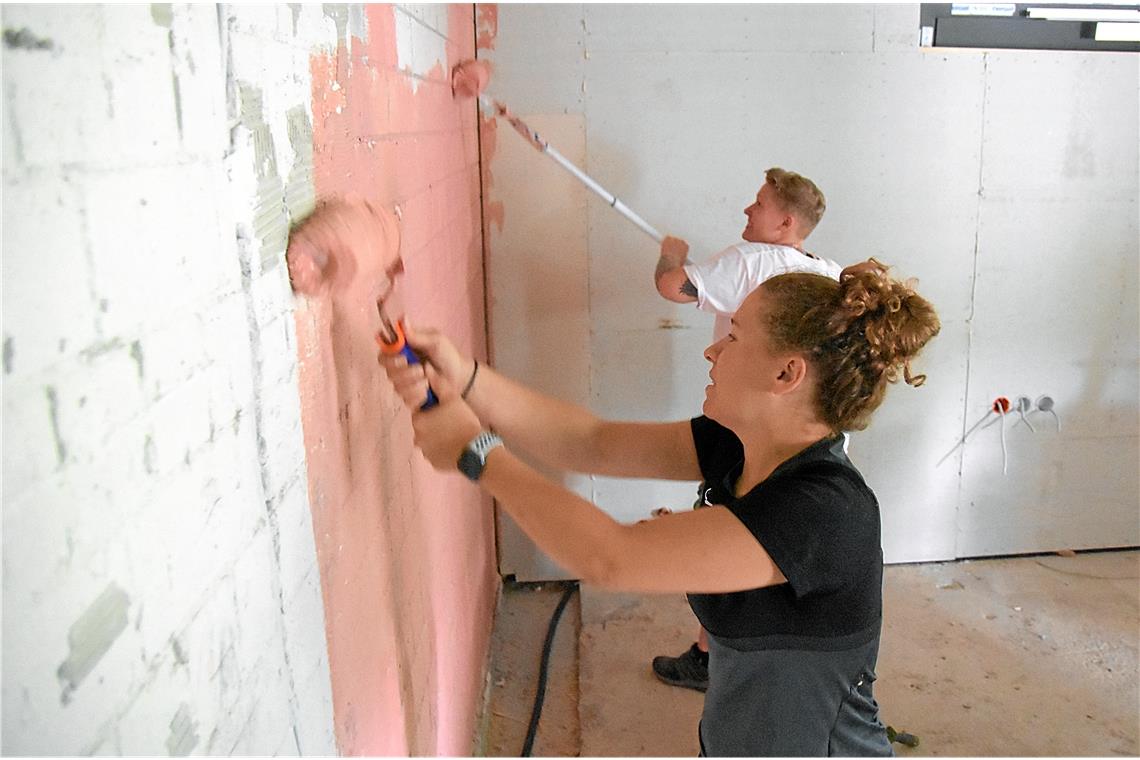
[3,4,496,755]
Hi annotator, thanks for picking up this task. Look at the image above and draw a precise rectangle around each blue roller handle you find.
[399,343,438,409]
[379,318,437,409]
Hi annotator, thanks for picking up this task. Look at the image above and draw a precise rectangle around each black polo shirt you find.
[685,416,892,756]
[686,415,883,650]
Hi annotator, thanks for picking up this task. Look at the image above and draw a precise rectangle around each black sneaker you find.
[651,643,709,692]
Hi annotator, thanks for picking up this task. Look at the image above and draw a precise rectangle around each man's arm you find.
[655,235,699,304]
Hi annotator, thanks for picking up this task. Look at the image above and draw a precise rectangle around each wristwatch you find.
[457,431,503,482]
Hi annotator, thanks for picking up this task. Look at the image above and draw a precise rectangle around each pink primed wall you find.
[294,5,497,755]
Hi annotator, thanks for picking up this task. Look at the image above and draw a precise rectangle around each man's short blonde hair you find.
[765,167,826,237]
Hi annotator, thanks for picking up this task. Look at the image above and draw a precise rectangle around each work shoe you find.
[651,643,709,692]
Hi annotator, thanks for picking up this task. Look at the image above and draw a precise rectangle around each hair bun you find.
[760,259,940,430]
[834,259,940,387]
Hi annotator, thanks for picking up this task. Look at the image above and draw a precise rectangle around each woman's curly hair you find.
[761,259,941,432]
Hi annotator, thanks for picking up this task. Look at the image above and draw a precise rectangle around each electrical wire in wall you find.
[938,394,1061,473]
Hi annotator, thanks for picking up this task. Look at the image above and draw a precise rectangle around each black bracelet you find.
[461,359,479,400]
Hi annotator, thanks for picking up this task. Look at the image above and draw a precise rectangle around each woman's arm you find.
[482,447,787,593]
[386,325,702,481]
[463,361,701,480]
[388,363,783,594]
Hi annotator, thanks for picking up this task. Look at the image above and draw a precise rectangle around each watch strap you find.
[469,431,502,459]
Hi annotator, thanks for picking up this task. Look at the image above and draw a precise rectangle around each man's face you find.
[742,182,792,244]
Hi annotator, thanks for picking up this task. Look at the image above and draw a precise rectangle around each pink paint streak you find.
[476,4,498,51]
[495,101,547,152]
[297,4,496,755]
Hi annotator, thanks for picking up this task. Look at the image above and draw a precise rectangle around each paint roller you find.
[286,196,437,408]
[451,59,665,244]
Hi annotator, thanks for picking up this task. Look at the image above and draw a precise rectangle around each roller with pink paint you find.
[451,59,665,244]
[285,196,438,408]
[284,195,384,298]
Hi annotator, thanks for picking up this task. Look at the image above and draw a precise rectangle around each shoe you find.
[651,643,709,692]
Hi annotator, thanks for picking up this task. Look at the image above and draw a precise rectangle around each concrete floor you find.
[485,550,1139,757]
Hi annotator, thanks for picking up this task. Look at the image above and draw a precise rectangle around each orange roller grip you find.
[377,319,407,355]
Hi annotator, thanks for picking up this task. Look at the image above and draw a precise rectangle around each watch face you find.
[458,432,502,481]
[458,447,483,481]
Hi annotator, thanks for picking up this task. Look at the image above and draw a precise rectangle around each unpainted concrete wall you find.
[2,3,495,755]
[482,4,1139,577]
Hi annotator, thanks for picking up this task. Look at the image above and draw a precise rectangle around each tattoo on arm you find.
[654,256,697,300]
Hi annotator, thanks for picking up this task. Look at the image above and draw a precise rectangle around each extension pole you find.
[479,94,664,244]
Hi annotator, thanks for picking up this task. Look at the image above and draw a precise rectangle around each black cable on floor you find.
[521,582,579,757]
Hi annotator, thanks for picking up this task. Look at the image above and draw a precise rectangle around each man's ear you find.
[774,355,809,395]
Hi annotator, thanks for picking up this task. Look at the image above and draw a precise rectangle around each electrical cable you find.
[939,396,1011,468]
[1032,395,1062,431]
[997,404,1008,474]
[521,582,579,757]
[1033,559,1139,580]
[1013,396,1036,432]
[978,397,1011,474]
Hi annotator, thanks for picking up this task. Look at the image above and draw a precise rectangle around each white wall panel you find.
[485,113,593,579]
[955,49,1139,556]
[584,4,877,53]
[577,47,987,561]
[482,3,586,114]
[485,4,1139,578]
[979,52,1138,198]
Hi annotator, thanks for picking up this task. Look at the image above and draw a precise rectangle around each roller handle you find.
[480,94,665,244]
[378,320,438,409]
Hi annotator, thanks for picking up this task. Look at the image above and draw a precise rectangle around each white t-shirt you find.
[683,242,843,341]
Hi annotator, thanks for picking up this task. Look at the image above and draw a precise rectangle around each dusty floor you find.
[485,550,1139,757]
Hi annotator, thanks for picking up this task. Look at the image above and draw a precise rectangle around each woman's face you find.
[702,289,785,426]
